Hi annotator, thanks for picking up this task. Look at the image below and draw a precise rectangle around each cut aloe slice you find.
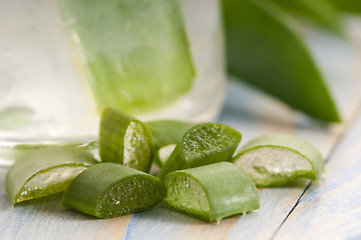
[272,0,343,34]
[146,120,196,167]
[157,122,242,179]
[232,134,324,187]
[163,162,260,222]
[57,0,195,114]
[99,107,153,173]
[222,0,340,122]
[5,146,97,205]
[63,163,166,218]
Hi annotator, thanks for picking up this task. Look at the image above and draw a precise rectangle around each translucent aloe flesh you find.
[222,0,340,122]
[157,122,242,179]
[63,163,166,218]
[99,107,153,173]
[146,120,196,167]
[163,162,260,222]
[232,134,324,187]
[57,0,195,114]
[5,146,97,205]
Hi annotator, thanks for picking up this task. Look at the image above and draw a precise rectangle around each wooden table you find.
[1,22,361,240]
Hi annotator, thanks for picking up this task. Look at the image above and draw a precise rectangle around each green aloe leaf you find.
[329,0,361,14]
[272,0,344,34]
[57,0,195,114]
[222,0,341,122]
[163,162,260,222]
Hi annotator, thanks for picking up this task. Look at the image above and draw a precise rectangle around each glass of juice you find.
[0,0,225,162]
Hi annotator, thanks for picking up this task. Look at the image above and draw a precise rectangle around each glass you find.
[0,0,225,163]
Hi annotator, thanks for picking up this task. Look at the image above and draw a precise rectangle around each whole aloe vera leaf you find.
[329,0,361,14]
[272,0,344,34]
[222,0,341,122]
[57,0,195,114]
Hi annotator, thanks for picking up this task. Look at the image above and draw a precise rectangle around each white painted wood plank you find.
[0,168,131,240]
[227,180,310,240]
[123,204,239,240]
[275,106,361,240]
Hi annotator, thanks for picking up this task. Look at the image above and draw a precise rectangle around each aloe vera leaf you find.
[329,0,361,14]
[232,134,324,187]
[12,139,98,161]
[163,162,260,222]
[146,120,196,167]
[5,146,97,205]
[57,0,195,114]
[271,0,344,34]
[222,0,341,122]
[99,107,153,173]
[157,122,242,179]
[63,163,166,218]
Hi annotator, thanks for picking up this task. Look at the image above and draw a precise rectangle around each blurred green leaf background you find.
[222,0,361,122]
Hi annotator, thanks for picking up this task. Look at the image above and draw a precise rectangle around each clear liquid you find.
[0,0,225,147]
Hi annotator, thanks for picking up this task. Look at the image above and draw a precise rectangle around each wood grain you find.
[275,106,361,240]
[123,204,239,240]
[0,168,131,240]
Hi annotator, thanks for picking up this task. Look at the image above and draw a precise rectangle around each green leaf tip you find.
[222,0,341,123]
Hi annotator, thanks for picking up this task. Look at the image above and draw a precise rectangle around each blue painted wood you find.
[0,168,131,240]
[275,106,361,240]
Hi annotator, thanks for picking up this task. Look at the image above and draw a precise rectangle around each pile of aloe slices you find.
[5,108,325,222]
[5,0,359,222]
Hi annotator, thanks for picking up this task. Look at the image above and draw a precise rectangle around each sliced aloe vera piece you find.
[222,0,340,122]
[99,107,153,173]
[57,0,195,114]
[5,146,97,205]
[146,120,196,167]
[232,134,324,187]
[157,122,242,179]
[163,162,260,222]
[63,163,166,218]
[272,0,343,34]
[329,0,361,14]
